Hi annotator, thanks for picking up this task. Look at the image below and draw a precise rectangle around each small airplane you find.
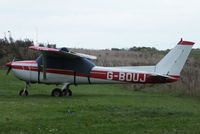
[5,39,194,97]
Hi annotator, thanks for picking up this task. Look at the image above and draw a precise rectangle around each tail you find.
[155,39,195,77]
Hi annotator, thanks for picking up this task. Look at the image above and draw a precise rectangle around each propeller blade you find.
[6,66,12,75]
[5,62,12,75]
[5,57,15,75]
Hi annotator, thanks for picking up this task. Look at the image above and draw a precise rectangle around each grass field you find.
[0,70,200,134]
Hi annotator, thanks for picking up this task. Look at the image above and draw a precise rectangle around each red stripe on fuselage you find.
[14,61,37,64]
[11,65,180,83]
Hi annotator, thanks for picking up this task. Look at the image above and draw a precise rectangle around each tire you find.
[51,88,63,97]
[19,90,28,96]
[62,89,72,96]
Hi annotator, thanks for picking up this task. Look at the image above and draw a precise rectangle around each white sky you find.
[0,0,199,50]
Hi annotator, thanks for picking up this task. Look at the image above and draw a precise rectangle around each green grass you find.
[0,70,200,134]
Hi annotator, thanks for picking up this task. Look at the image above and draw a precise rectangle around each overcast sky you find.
[0,0,199,50]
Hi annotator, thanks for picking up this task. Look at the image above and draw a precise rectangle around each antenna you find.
[4,32,6,39]
[35,27,38,46]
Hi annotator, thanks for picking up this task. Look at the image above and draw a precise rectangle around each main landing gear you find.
[51,83,72,97]
[19,82,29,96]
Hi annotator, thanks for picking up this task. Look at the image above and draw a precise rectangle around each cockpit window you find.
[35,54,95,74]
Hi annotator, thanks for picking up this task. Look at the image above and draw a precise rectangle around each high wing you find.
[29,46,96,80]
[29,46,97,60]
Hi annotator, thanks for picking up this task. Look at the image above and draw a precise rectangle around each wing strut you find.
[37,64,41,83]
[42,52,47,80]
[74,72,77,86]
[88,76,91,84]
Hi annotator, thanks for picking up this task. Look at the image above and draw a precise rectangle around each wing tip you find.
[29,46,59,52]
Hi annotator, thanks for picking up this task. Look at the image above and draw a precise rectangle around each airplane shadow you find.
[26,93,135,99]
[73,94,133,98]
[0,94,134,99]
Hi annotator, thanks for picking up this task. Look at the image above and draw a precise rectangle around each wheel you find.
[51,88,63,97]
[19,90,28,96]
[62,89,72,96]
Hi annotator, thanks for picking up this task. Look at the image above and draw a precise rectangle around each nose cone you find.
[5,62,12,67]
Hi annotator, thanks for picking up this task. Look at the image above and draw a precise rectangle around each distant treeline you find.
[0,37,57,64]
[112,46,158,52]
[0,37,34,47]
[0,37,37,65]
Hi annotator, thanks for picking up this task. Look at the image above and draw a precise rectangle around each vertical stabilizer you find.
[155,39,194,76]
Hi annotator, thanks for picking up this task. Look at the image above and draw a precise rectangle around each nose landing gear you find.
[19,82,29,96]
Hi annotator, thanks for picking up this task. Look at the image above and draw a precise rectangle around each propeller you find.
[5,58,15,75]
